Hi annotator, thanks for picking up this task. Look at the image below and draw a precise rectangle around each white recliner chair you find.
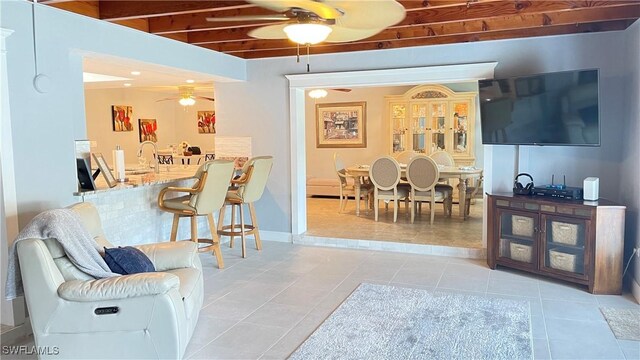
[16,202,203,359]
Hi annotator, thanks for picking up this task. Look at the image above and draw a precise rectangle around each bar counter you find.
[73,165,216,246]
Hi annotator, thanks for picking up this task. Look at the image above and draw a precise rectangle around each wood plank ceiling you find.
[42,0,640,59]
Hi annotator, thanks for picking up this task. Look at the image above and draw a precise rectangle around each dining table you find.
[346,164,483,218]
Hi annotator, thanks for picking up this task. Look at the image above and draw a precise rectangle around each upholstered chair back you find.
[189,160,235,215]
[406,155,440,192]
[43,202,113,282]
[430,151,455,166]
[369,156,401,191]
[237,156,273,203]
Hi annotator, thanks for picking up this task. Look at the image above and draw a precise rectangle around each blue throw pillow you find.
[104,246,155,275]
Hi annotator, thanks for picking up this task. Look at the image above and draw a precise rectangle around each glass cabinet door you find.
[390,103,408,154]
[541,215,589,278]
[429,102,447,153]
[411,103,427,153]
[497,209,538,269]
[452,101,470,155]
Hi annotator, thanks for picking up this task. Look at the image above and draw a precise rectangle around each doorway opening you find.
[286,63,497,254]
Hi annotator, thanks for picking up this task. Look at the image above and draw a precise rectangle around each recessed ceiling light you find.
[131,71,141,76]
[124,83,132,87]
[186,79,195,83]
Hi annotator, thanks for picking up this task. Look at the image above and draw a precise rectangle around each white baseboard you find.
[631,276,640,304]
[259,231,293,243]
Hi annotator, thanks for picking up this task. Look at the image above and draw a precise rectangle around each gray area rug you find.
[600,307,640,341]
[290,283,532,360]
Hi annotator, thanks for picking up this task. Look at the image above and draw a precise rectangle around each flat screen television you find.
[479,69,599,146]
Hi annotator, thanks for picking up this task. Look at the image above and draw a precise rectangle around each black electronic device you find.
[76,158,96,191]
[479,69,600,146]
[532,186,583,200]
[513,173,534,195]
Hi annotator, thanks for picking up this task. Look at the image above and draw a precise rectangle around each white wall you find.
[620,20,640,294]
[1,0,244,227]
[84,88,216,165]
[217,28,632,232]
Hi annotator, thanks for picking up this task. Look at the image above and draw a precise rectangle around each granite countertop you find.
[74,165,200,196]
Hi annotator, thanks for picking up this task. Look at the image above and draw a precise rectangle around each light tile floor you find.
[3,242,639,360]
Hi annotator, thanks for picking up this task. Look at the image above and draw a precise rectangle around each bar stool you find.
[218,156,273,258]
[157,160,235,268]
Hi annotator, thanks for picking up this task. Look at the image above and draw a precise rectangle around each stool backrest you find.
[189,160,235,213]
[237,156,273,203]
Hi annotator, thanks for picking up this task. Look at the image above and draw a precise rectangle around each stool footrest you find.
[218,224,257,237]
[174,238,217,252]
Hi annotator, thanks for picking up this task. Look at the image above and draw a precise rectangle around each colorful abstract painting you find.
[138,119,158,143]
[111,105,134,132]
[197,111,216,134]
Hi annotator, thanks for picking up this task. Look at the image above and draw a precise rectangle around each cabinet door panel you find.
[429,101,448,153]
[496,208,538,270]
[390,102,408,154]
[452,101,471,157]
[540,215,590,279]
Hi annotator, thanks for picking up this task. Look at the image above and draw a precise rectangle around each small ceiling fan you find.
[156,86,215,106]
[206,0,406,70]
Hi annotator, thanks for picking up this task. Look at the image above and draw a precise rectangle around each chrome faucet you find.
[137,141,159,173]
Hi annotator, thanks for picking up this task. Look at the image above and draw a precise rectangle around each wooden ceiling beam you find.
[222,19,634,58]
[149,0,636,36]
[396,0,639,26]
[190,3,639,46]
[45,0,99,18]
[99,1,253,21]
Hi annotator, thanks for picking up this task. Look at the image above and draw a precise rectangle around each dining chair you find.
[393,150,418,165]
[429,151,455,166]
[333,153,373,214]
[156,150,174,165]
[157,160,236,269]
[368,156,409,222]
[464,172,484,219]
[218,156,273,258]
[405,155,453,224]
[204,149,215,162]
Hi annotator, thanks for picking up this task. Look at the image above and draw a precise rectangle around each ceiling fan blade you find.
[194,96,215,102]
[248,0,342,19]
[324,26,381,43]
[332,88,352,92]
[206,14,291,22]
[248,23,290,40]
[326,0,405,29]
[155,97,177,102]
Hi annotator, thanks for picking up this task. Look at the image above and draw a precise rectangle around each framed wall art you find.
[316,102,367,148]
[197,111,216,134]
[138,119,158,142]
[111,105,133,132]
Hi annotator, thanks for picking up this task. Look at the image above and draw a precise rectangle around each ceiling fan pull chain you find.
[296,43,300,63]
[307,44,310,73]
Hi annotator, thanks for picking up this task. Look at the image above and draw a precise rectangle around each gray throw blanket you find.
[5,209,120,300]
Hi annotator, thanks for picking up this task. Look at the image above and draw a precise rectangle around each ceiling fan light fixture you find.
[179,97,196,106]
[308,89,328,99]
[284,23,332,45]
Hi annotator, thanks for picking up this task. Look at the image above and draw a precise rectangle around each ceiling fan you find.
[206,0,406,70]
[155,86,215,106]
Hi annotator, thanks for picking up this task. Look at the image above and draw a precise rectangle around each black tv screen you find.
[479,69,599,146]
